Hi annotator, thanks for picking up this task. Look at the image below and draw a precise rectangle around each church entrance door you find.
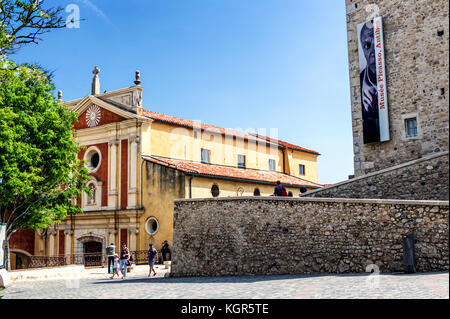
[83,241,103,267]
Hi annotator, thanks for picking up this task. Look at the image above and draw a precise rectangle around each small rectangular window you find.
[201,149,210,163]
[299,164,305,176]
[269,159,276,171]
[237,155,246,168]
[405,118,418,138]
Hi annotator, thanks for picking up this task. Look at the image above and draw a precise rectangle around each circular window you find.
[90,153,99,169]
[145,217,159,236]
[211,184,220,197]
[84,147,102,173]
[253,188,261,196]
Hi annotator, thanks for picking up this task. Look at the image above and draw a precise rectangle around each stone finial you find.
[92,66,101,95]
[134,70,141,86]
[57,90,62,101]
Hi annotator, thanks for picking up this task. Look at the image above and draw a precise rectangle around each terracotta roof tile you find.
[142,109,319,155]
[143,155,323,189]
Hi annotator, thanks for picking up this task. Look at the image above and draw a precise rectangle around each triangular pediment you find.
[69,95,148,130]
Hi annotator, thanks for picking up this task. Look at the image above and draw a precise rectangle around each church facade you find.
[9,68,322,267]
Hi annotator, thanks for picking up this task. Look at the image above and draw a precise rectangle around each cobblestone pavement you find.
[1,267,448,299]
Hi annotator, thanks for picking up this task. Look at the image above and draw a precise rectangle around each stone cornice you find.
[174,196,449,206]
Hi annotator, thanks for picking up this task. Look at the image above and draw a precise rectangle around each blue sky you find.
[13,0,353,184]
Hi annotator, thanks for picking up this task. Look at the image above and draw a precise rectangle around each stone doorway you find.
[76,234,106,267]
[82,241,103,267]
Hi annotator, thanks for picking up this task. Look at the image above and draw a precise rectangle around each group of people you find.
[273,180,307,197]
[106,240,171,280]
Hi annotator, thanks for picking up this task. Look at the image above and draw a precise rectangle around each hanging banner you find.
[0,223,6,269]
[357,16,390,144]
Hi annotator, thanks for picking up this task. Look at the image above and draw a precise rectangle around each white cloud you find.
[75,0,119,31]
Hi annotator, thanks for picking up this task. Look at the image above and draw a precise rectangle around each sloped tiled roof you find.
[143,155,323,189]
[142,110,320,155]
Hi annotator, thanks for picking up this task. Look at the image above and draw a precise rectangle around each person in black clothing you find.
[161,240,171,262]
[273,181,287,196]
[273,181,282,196]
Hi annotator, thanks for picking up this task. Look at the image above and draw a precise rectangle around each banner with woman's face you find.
[357,17,390,144]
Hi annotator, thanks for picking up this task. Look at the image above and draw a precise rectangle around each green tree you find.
[0,58,89,270]
[0,0,66,56]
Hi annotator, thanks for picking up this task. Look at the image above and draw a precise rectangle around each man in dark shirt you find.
[147,243,158,277]
[274,181,286,196]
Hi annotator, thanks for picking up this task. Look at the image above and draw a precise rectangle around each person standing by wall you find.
[119,242,130,280]
[161,240,171,262]
[273,181,287,196]
[147,243,158,277]
[106,242,116,274]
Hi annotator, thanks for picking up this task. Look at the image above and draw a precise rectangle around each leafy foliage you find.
[0,57,89,237]
[0,0,66,55]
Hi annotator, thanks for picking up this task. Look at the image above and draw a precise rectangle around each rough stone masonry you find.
[171,197,448,277]
[303,152,449,200]
[346,0,449,176]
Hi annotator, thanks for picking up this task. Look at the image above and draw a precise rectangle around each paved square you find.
[1,266,448,299]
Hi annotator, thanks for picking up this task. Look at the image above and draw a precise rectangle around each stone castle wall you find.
[171,197,449,277]
[302,151,449,200]
[346,0,449,176]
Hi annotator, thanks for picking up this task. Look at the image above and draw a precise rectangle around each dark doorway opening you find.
[83,241,103,267]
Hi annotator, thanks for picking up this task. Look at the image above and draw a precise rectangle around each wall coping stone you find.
[300,151,449,197]
[175,196,449,206]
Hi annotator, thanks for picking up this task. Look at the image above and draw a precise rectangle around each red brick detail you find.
[76,143,109,207]
[59,230,65,255]
[120,229,128,247]
[9,229,35,255]
[121,139,128,209]
[73,106,125,130]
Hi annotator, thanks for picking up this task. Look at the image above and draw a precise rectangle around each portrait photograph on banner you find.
[357,17,390,144]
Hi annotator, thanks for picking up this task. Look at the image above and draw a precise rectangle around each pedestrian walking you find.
[106,242,116,274]
[119,242,130,279]
[110,254,120,279]
[147,243,158,277]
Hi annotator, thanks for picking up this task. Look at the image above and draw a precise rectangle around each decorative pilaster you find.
[64,230,73,264]
[48,230,57,256]
[108,140,119,208]
[128,136,139,208]
[129,228,138,252]
[107,230,117,248]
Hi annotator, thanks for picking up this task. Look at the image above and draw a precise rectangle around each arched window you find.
[83,178,103,211]
[236,187,244,196]
[211,184,220,197]
[253,188,261,196]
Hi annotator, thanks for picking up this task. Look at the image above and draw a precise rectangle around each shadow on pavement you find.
[91,271,447,285]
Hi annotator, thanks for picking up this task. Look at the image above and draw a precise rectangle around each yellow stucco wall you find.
[288,150,319,183]
[189,176,310,198]
[145,121,316,175]
[138,161,186,250]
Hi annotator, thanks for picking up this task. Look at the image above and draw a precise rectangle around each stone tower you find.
[345,0,449,177]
